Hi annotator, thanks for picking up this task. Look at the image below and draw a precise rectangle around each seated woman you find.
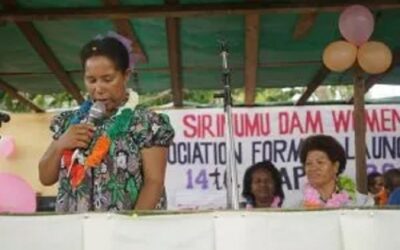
[297,134,373,208]
[367,171,387,205]
[383,168,400,206]
[241,160,284,208]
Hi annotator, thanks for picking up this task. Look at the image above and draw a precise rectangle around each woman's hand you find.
[55,124,96,151]
[38,124,95,186]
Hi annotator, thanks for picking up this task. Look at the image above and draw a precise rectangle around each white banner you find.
[163,104,400,209]
[2,211,400,250]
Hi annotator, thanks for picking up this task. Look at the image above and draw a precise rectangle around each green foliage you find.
[139,90,173,107]
[33,92,77,109]
[255,87,304,104]
[338,175,356,200]
[0,92,77,112]
[0,93,28,112]
[311,85,353,102]
[185,89,217,104]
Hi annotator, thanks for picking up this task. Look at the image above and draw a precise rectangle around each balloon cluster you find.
[323,5,392,74]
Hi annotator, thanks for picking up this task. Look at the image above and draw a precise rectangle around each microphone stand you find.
[214,40,240,210]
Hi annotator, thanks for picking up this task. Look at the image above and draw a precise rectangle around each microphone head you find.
[88,102,106,123]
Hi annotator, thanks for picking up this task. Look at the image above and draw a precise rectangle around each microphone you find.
[86,101,106,125]
[218,39,229,70]
[67,102,106,176]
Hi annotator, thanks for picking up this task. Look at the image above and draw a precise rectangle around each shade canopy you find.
[0,0,399,108]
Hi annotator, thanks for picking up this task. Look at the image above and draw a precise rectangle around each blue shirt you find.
[388,187,400,205]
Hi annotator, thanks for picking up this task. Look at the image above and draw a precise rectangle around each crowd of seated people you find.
[241,134,400,210]
[367,171,386,205]
[36,132,399,211]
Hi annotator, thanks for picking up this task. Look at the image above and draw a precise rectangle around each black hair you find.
[383,168,400,193]
[242,160,284,207]
[367,172,382,192]
[80,37,129,72]
[299,134,346,175]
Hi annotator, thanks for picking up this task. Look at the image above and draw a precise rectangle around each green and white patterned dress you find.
[51,104,174,213]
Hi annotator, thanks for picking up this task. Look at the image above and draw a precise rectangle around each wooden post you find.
[166,0,183,107]
[353,67,367,194]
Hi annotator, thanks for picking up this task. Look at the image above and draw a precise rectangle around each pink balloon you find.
[0,136,16,158]
[339,5,374,46]
[0,173,36,213]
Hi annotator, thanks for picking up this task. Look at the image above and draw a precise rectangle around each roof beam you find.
[244,0,261,106]
[165,0,183,107]
[1,0,83,103]
[15,22,84,103]
[295,65,330,105]
[103,0,148,63]
[0,78,44,112]
[0,60,323,78]
[1,2,400,21]
[293,11,318,40]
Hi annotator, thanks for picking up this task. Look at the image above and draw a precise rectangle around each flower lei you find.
[303,176,356,208]
[64,89,139,188]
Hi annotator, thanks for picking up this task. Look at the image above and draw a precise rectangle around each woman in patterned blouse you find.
[38,34,175,212]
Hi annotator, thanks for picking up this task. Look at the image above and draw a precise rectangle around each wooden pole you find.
[244,9,260,105]
[353,67,367,194]
[166,0,183,108]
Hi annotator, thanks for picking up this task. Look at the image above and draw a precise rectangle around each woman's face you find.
[84,55,129,115]
[250,168,275,204]
[305,150,339,189]
[370,176,384,194]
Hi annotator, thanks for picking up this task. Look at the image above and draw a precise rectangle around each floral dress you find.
[51,105,174,212]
